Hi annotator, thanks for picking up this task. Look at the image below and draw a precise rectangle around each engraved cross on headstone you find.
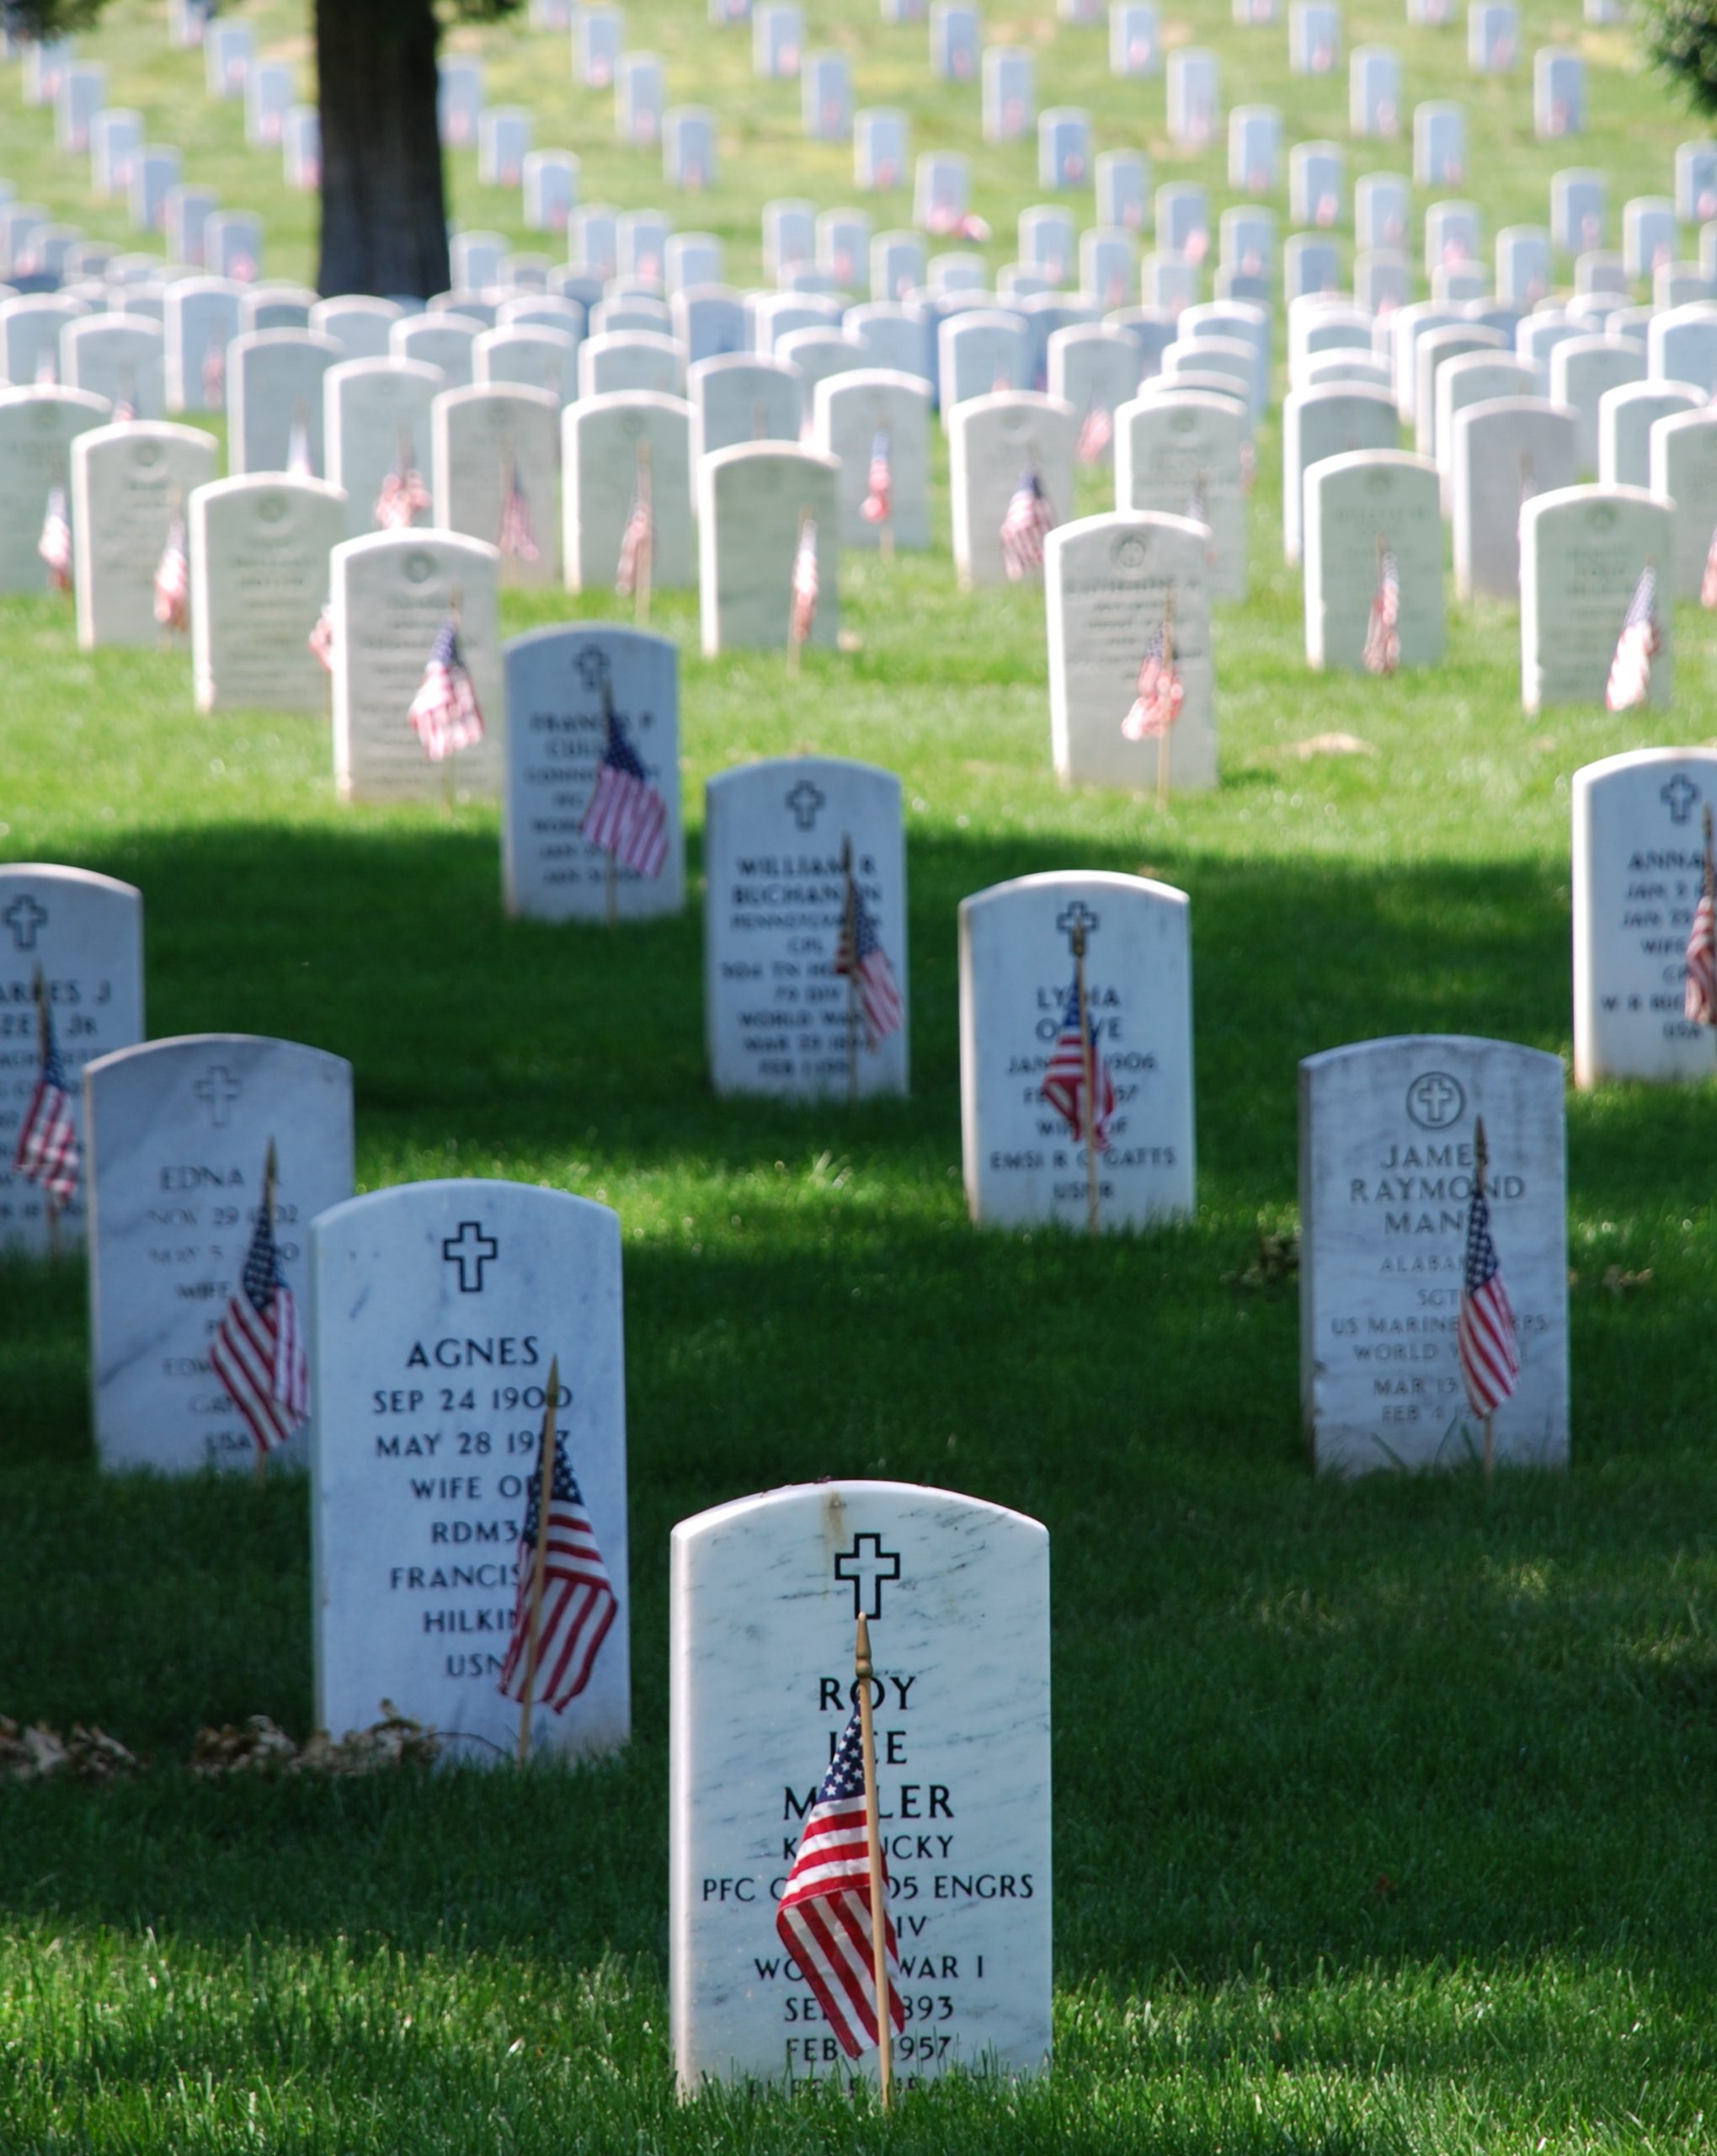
[3,894,49,952]
[834,1532,902,1620]
[576,645,610,692]
[1057,900,1100,949]
[786,780,826,830]
[195,1066,242,1126]
[442,1219,499,1293]
[1406,1071,1464,1129]
[1661,773,1700,825]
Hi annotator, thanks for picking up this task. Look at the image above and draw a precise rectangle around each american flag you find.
[1121,612,1184,739]
[1041,979,1117,1148]
[201,343,226,409]
[835,864,904,1049]
[791,515,819,645]
[775,1703,908,2061]
[13,989,79,1203]
[409,612,486,761]
[499,1426,618,1712]
[39,485,72,592]
[1703,521,1717,611]
[860,429,893,526]
[1458,1150,1521,1419]
[1362,547,1400,675]
[308,600,335,672]
[1605,566,1660,711]
[616,471,653,596]
[208,1176,307,1455]
[152,515,189,632]
[374,451,431,531]
[1687,822,1717,1025]
[1076,402,1113,464]
[580,692,670,878]
[286,409,313,478]
[499,462,541,564]
[1000,467,1055,580]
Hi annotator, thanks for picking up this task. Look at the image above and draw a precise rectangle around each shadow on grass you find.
[3,816,1717,1997]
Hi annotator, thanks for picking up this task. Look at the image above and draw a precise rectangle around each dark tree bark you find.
[315,0,450,299]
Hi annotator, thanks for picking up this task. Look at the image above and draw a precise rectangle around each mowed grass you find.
[4,1,1717,2148]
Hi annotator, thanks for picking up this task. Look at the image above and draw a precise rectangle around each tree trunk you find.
[316,0,450,299]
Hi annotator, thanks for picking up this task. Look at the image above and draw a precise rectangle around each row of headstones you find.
[8,722,1701,1265]
[1279,286,1717,668]
[6,836,1673,1483]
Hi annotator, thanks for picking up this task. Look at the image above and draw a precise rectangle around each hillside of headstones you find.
[2,0,1714,2100]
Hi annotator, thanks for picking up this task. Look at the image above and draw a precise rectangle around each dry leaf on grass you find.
[0,1718,142,1783]
[1293,733,1376,760]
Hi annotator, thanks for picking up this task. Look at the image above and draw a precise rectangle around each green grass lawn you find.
[5,1,1717,2149]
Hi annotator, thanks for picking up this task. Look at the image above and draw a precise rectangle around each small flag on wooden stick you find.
[1458,1117,1521,1481]
[13,969,80,1216]
[152,510,190,634]
[1000,466,1055,580]
[616,441,654,621]
[209,1141,308,1463]
[774,1617,906,2084]
[39,483,72,593]
[409,606,485,761]
[1362,536,1400,675]
[1605,564,1660,712]
[787,510,819,672]
[1686,804,1717,1027]
[375,429,431,531]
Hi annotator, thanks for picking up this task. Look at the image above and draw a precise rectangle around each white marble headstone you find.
[1450,397,1577,601]
[1299,1035,1568,1475]
[189,473,347,713]
[1047,512,1216,792]
[1650,408,1717,599]
[0,387,109,592]
[669,1479,1050,2091]
[1115,391,1246,600]
[813,369,932,550]
[310,1179,628,1762]
[703,756,907,1097]
[564,391,692,593]
[1519,485,1673,712]
[949,392,1077,590]
[331,531,502,802]
[1304,451,1444,670]
[502,623,683,922]
[697,444,840,655]
[85,1033,354,1474]
[1573,749,1717,1086]
[72,420,218,648]
[959,871,1194,1230]
[0,866,144,1259]
[433,382,562,587]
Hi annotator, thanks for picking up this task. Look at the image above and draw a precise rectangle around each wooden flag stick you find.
[855,1613,893,2111]
[255,1136,280,1487]
[1474,1117,1494,1486]
[842,836,860,1106]
[33,967,61,1264]
[602,678,620,927]
[635,440,654,628]
[1155,589,1176,808]
[515,1355,562,1767]
[787,510,811,679]
[1072,923,1100,1239]
[1705,805,1715,1075]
